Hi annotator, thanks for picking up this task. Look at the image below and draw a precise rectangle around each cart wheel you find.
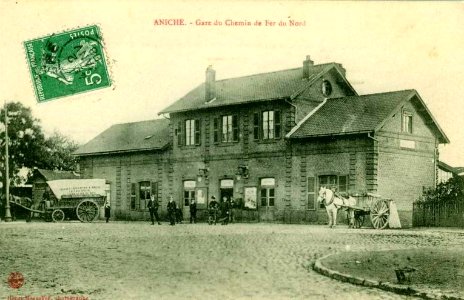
[354,213,364,228]
[370,199,389,229]
[51,209,65,222]
[76,200,99,222]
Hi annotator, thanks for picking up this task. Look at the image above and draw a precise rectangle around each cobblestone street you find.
[1,222,463,300]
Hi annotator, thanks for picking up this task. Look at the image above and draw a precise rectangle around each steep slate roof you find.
[288,90,449,143]
[159,63,351,114]
[35,169,80,181]
[75,119,170,156]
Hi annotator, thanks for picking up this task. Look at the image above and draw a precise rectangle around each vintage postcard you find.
[0,1,463,299]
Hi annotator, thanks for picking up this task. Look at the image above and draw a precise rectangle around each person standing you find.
[208,196,219,225]
[189,199,197,224]
[220,196,230,225]
[167,195,177,226]
[229,197,235,223]
[104,198,111,223]
[147,195,161,225]
[42,187,51,209]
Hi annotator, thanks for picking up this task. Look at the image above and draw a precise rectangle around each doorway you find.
[219,179,234,202]
[220,188,233,202]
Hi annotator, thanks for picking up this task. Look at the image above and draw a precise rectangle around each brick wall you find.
[375,98,437,227]
[170,101,291,160]
[292,135,372,223]
[79,151,170,220]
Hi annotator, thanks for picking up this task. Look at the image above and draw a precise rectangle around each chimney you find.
[205,65,216,102]
[302,55,314,79]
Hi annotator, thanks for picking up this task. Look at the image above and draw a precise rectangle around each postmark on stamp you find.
[24,25,111,102]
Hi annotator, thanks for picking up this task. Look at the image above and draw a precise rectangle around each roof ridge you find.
[286,99,327,138]
[112,118,168,127]
[214,62,336,83]
[329,89,416,101]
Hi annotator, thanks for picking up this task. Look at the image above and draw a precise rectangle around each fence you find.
[413,199,464,227]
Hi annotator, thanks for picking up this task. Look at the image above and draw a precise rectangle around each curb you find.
[312,253,463,300]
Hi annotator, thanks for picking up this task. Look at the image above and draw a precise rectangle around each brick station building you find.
[75,56,449,227]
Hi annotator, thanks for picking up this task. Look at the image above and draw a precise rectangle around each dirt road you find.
[1,222,462,299]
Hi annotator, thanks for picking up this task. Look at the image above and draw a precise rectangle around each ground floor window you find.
[260,178,275,207]
[131,181,158,211]
[139,181,151,210]
[183,180,196,206]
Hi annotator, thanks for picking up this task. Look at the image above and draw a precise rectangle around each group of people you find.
[148,194,235,226]
[207,195,234,225]
[104,193,235,226]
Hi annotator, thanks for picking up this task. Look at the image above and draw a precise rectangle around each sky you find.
[0,1,463,166]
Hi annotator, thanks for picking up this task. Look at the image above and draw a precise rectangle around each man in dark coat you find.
[104,198,111,223]
[176,206,183,224]
[189,199,197,224]
[208,196,219,225]
[147,195,161,225]
[220,196,230,225]
[167,195,177,226]
[229,197,236,223]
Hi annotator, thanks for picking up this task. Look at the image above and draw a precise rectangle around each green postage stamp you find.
[24,25,111,102]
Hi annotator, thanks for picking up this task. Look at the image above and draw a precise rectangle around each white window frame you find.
[402,110,413,134]
[185,119,195,145]
[222,115,233,142]
[260,178,275,207]
[262,111,275,140]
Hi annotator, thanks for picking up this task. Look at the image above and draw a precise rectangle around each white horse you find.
[317,187,356,228]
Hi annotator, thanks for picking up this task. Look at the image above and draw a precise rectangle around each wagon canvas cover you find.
[46,179,106,199]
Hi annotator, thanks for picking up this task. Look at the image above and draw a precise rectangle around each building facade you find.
[75,56,449,227]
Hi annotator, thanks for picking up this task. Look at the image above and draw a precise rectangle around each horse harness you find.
[323,190,335,206]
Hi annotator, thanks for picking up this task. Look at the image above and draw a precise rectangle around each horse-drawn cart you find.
[318,188,400,229]
[351,193,392,229]
[11,179,107,222]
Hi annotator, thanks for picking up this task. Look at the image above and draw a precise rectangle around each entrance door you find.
[183,180,196,221]
[220,188,233,203]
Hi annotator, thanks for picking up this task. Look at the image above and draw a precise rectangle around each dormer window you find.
[322,80,332,97]
[402,110,413,134]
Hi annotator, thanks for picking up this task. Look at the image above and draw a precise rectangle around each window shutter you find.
[131,183,136,195]
[195,119,201,145]
[274,110,281,139]
[307,177,316,210]
[339,175,348,193]
[130,183,137,210]
[253,113,260,140]
[177,121,183,146]
[213,117,219,143]
[232,115,239,141]
[151,181,158,201]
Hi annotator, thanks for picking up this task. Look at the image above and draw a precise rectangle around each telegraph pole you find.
[4,101,12,222]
